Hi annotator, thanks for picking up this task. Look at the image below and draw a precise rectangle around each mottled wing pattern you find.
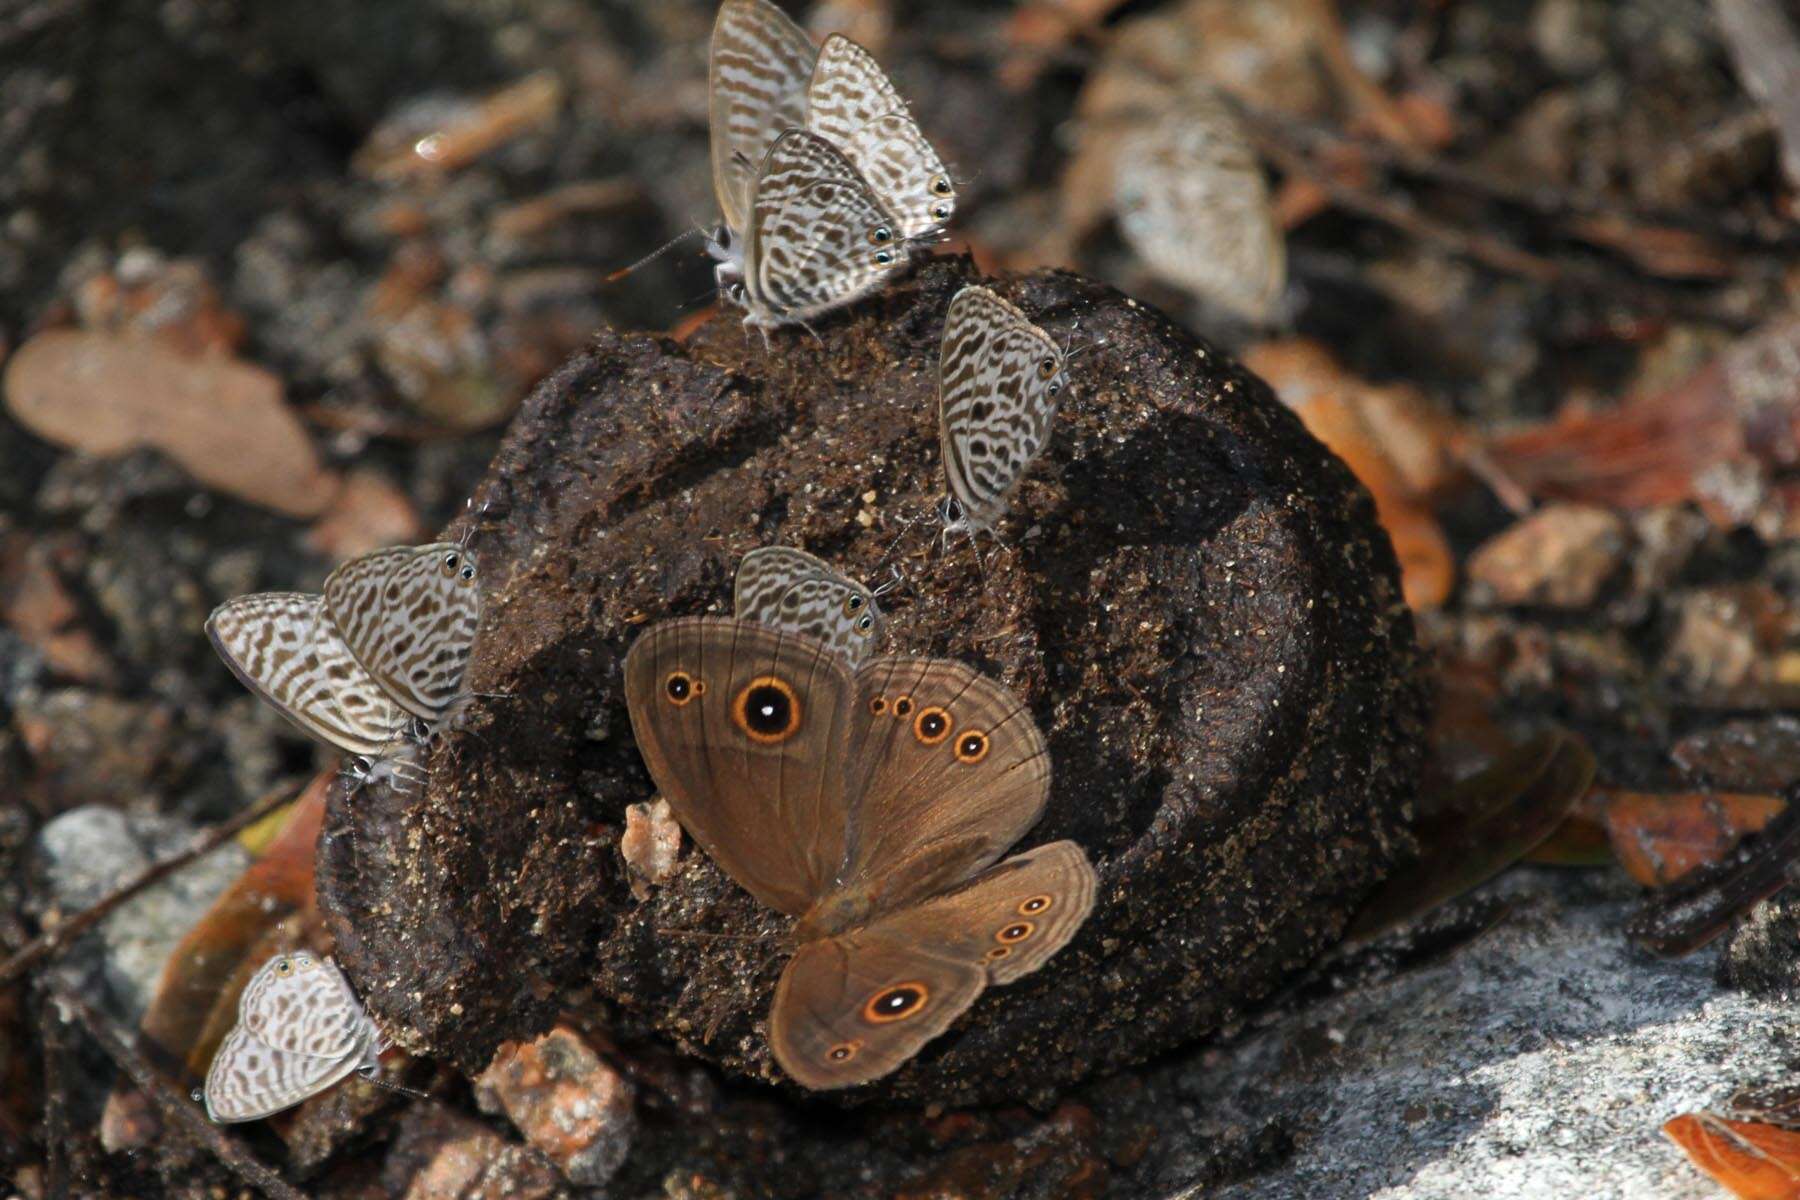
[324,543,481,723]
[206,593,410,757]
[938,286,1068,532]
[734,546,836,620]
[710,0,817,234]
[202,1025,368,1123]
[735,546,883,664]
[807,35,953,241]
[744,129,906,326]
[1113,94,1284,322]
[238,953,367,1060]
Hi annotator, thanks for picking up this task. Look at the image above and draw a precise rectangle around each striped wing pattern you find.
[205,593,410,758]
[734,546,883,664]
[709,0,817,234]
[807,34,953,242]
[324,543,480,722]
[938,286,1068,533]
[746,128,905,326]
[203,953,383,1124]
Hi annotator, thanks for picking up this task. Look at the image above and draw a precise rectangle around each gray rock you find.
[1157,869,1794,1200]
[33,805,250,1026]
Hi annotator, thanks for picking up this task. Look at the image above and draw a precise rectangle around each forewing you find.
[206,593,409,757]
[324,543,481,722]
[237,954,368,1060]
[807,35,952,240]
[623,617,857,916]
[710,0,817,233]
[203,1025,366,1123]
[746,129,905,324]
[939,286,1066,530]
[840,656,1050,909]
[734,545,835,621]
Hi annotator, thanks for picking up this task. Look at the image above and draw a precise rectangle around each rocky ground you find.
[4,0,1800,1197]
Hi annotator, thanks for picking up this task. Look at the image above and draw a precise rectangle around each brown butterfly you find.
[623,617,1096,1089]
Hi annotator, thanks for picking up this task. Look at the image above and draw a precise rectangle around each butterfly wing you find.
[769,840,1095,1089]
[745,129,906,325]
[323,543,481,723]
[206,593,409,757]
[735,547,883,665]
[237,953,368,1061]
[203,1024,368,1123]
[623,617,857,916]
[709,0,817,235]
[938,286,1067,532]
[806,35,953,241]
[837,655,1050,909]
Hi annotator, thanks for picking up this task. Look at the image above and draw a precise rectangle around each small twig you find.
[40,989,69,1200]
[0,781,301,986]
[48,987,308,1200]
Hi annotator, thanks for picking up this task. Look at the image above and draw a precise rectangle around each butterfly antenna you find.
[358,1067,432,1101]
[871,561,904,600]
[605,226,707,284]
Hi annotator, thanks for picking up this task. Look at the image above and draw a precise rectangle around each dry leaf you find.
[1665,1113,1800,1200]
[1598,791,1786,886]
[3,330,337,517]
[1629,796,1800,957]
[1246,339,1457,610]
[306,468,425,562]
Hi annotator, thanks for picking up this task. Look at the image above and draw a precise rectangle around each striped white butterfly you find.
[705,0,949,324]
[938,286,1069,538]
[201,952,386,1123]
[712,128,908,329]
[206,543,482,770]
[734,546,885,663]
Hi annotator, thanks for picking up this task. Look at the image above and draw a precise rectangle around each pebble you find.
[474,1025,637,1186]
[1466,503,1629,609]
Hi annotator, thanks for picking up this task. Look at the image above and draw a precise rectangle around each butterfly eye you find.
[732,676,802,744]
[862,981,930,1024]
[441,552,461,574]
[664,671,699,706]
[931,202,951,221]
[912,706,953,746]
[828,1041,862,1063]
[1019,894,1053,915]
[1038,358,1057,379]
[855,615,874,634]
[459,564,476,581]
[955,730,990,764]
[995,921,1036,944]
[892,695,914,718]
[874,250,894,265]
[1047,380,1062,397]
[931,175,952,196]
[274,958,293,976]
[846,594,864,611]
[868,225,893,246]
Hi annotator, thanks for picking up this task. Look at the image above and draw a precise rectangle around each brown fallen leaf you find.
[1485,312,1800,536]
[305,468,425,563]
[0,533,113,683]
[1629,791,1800,957]
[1597,791,1786,887]
[1346,730,1597,943]
[3,330,338,518]
[1665,1112,1800,1200]
[1246,339,1458,610]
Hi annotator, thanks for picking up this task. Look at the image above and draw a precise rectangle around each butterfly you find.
[705,0,949,327]
[206,543,482,768]
[734,546,885,664]
[624,617,1096,1089]
[938,285,1069,538]
[200,952,386,1123]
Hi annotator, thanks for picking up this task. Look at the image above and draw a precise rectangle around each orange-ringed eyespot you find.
[996,921,1035,944]
[1038,358,1057,378]
[732,676,802,743]
[665,672,698,706]
[955,730,990,763]
[828,1042,861,1062]
[868,696,889,715]
[985,946,1011,960]
[893,695,914,718]
[1019,894,1053,915]
[862,982,929,1024]
[912,706,953,746]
